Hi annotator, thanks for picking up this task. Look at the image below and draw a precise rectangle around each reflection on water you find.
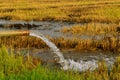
[0,20,75,37]
[28,48,118,72]
[0,20,114,39]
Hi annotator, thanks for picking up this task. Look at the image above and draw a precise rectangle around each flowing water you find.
[0,20,110,39]
[29,30,110,72]
[0,20,118,72]
[0,20,75,38]
[30,31,65,65]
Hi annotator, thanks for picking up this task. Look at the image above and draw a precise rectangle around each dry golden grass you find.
[0,36,119,52]
[0,36,48,49]
[0,0,120,53]
[61,23,119,36]
[0,0,120,23]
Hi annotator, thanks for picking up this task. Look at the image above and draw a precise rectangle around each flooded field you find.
[0,20,75,37]
[0,20,119,72]
[31,49,117,65]
[0,20,119,39]
[0,0,120,79]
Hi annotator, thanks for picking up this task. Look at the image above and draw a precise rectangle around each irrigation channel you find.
[0,20,119,72]
[0,20,109,39]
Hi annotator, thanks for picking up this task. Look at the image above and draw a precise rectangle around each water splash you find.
[30,30,98,72]
[62,59,98,72]
[30,31,65,65]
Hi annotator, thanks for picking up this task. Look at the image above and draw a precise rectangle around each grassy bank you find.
[0,0,120,23]
[0,46,120,80]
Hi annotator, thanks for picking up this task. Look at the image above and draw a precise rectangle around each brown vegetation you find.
[0,0,120,23]
[0,36,119,52]
[61,23,119,36]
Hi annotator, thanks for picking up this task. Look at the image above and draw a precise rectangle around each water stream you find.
[0,20,112,39]
[0,20,118,72]
[30,31,65,65]
[30,30,100,72]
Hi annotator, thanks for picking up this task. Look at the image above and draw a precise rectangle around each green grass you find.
[0,46,120,80]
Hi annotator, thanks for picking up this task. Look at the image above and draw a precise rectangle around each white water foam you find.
[30,31,65,65]
[62,59,98,72]
[30,31,98,72]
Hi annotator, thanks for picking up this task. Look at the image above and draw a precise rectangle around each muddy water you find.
[28,49,117,68]
[14,47,119,72]
[0,20,119,71]
[0,20,106,39]
[0,20,75,37]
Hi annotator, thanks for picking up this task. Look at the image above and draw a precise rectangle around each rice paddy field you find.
[0,0,120,80]
[0,0,120,23]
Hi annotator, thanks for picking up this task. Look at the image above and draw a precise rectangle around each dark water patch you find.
[0,24,4,27]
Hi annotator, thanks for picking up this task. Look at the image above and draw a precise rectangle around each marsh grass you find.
[60,23,120,52]
[0,46,120,80]
[0,35,119,52]
[0,36,49,49]
[0,0,120,23]
[53,37,120,52]
[61,23,118,36]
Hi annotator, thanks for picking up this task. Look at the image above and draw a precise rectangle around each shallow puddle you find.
[26,49,118,67]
